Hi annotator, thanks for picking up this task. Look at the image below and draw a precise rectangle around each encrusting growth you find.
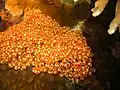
[5,0,23,16]
[0,9,94,82]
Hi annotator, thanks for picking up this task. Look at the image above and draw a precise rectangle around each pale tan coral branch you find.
[91,0,108,17]
[108,0,120,34]
[91,0,120,35]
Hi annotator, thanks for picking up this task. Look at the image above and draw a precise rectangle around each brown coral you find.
[0,9,94,82]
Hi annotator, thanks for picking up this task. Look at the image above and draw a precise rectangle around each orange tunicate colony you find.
[0,9,94,81]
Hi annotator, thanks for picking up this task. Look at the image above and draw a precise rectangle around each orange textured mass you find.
[0,9,94,81]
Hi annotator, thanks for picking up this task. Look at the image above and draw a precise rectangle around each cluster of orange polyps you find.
[0,9,94,82]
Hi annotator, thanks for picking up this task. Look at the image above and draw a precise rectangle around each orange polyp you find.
[0,9,94,82]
